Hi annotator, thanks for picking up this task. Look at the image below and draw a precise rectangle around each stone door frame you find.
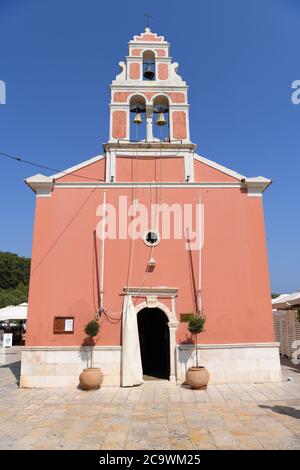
[123,287,179,383]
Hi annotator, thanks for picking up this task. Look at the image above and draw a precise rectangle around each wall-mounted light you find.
[147,258,156,267]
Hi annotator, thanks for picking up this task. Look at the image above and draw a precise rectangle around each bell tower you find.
[104,28,196,182]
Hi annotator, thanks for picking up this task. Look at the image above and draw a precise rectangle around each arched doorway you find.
[138,308,170,380]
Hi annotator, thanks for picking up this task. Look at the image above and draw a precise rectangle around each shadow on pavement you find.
[259,404,300,420]
[280,356,300,374]
[0,360,21,385]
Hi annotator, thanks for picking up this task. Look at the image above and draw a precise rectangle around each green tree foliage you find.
[84,320,100,338]
[271,293,280,299]
[84,320,100,368]
[188,316,206,335]
[0,252,31,308]
[188,315,206,368]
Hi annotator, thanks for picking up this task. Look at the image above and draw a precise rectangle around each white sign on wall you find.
[3,333,13,348]
[64,319,74,332]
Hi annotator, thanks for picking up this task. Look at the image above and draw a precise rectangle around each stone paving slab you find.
[0,359,299,450]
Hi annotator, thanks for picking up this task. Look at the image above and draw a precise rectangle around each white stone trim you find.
[114,147,193,157]
[153,57,171,63]
[22,345,122,351]
[131,28,168,44]
[245,176,272,196]
[178,342,280,350]
[135,300,177,325]
[124,286,178,297]
[109,103,130,110]
[110,84,188,92]
[53,182,243,189]
[184,152,194,182]
[105,149,116,182]
[169,103,190,110]
[111,91,188,107]
[247,188,263,198]
[128,45,170,57]
[126,56,143,63]
[25,174,53,197]
[129,41,170,48]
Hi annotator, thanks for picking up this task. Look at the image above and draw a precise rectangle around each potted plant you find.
[79,319,103,390]
[185,315,209,389]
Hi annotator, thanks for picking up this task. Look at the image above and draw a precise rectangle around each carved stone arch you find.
[152,94,170,141]
[127,92,150,105]
[142,48,158,58]
[150,92,170,105]
[129,94,147,141]
[127,93,154,141]
[135,300,178,325]
[134,297,178,383]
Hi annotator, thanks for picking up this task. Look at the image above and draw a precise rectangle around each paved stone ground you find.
[0,356,299,450]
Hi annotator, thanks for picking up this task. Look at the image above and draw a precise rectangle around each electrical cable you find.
[0,151,105,182]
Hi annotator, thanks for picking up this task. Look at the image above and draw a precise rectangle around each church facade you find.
[20,28,281,387]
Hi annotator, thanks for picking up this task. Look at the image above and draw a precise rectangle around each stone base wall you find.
[20,346,122,387]
[177,342,282,384]
[20,342,282,388]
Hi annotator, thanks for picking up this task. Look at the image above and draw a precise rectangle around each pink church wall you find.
[194,160,239,183]
[26,157,274,349]
[54,158,106,183]
[129,63,140,80]
[113,92,185,105]
[143,92,156,102]
[135,34,162,42]
[155,49,166,57]
[112,111,127,139]
[193,189,274,344]
[113,92,131,103]
[131,48,142,56]
[172,111,187,140]
[116,156,185,182]
[168,92,185,103]
[157,63,168,80]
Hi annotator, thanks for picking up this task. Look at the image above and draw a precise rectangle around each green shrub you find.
[84,320,100,338]
[188,315,206,335]
[187,315,206,368]
[84,320,100,368]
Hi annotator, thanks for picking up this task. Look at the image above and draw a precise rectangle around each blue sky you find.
[0,0,299,293]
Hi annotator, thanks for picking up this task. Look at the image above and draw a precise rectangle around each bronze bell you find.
[155,111,167,126]
[133,111,142,125]
[143,64,155,80]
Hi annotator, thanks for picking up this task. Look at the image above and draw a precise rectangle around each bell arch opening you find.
[143,50,155,81]
[129,94,147,142]
[152,95,170,141]
[137,307,170,380]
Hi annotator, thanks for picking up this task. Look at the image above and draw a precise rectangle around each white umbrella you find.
[0,303,28,321]
[272,292,300,309]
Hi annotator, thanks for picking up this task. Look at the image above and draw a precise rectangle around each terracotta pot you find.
[79,368,103,390]
[186,366,209,390]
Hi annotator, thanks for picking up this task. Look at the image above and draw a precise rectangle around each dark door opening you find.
[138,307,170,380]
